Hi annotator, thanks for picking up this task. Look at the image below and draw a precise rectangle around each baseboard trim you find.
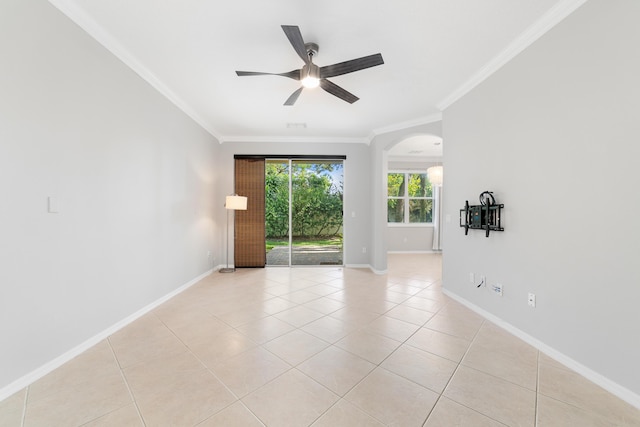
[442,289,640,410]
[387,250,442,254]
[0,268,213,402]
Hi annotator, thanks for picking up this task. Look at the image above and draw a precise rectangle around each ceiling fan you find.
[235,25,384,106]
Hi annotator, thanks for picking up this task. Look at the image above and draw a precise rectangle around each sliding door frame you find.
[235,154,346,268]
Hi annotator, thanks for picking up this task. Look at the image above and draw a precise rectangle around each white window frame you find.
[387,170,434,226]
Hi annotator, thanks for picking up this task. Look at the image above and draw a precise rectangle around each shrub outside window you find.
[387,172,433,224]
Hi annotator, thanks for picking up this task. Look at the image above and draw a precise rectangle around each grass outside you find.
[266,236,343,251]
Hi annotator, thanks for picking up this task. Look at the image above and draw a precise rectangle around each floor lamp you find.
[220,194,248,273]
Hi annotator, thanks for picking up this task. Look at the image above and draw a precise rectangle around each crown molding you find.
[48,0,223,141]
[368,113,443,142]
[387,155,442,163]
[437,0,589,111]
[220,135,369,144]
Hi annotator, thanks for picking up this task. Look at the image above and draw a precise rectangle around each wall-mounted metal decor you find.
[460,191,504,237]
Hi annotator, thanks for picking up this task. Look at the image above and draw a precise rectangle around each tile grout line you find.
[154,310,249,420]
[106,336,147,427]
[20,385,29,427]
[535,349,541,427]
[420,317,487,426]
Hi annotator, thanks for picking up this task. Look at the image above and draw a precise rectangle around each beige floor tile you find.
[28,340,120,402]
[364,315,421,342]
[539,352,573,372]
[0,389,25,427]
[282,290,323,304]
[82,403,143,426]
[311,399,385,427]
[123,350,205,395]
[402,295,446,312]
[346,299,398,315]
[301,315,356,343]
[236,316,296,344]
[405,327,471,362]
[387,284,423,296]
[329,307,381,329]
[273,305,326,327]
[385,304,435,326]
[187,329,258,367]
[298,346,376,396]
[197,401,264,427]
[536,394,614,427]
[23,340,132,427]
[213,304,269,328]
[305,283,342,297]
[381,289,412,304]
[424,397,507,427]
[424,311,484,341]
[262,329,330,365]
[538,361,640,425]
[11,254,638,426]
[345,367,439,427]
[302,296,345,315]
[242,369,339,427]
[133,371,236,426]
[155,305,234,345]
[258,296,298,315]
[461,322,538,390]
[335,330,402,364]
[211,347,290,398]
[108,313,188,369]
[443,365,536,427]
[381,345,458,394]
[416,288,449,303]
[24,368,131,427]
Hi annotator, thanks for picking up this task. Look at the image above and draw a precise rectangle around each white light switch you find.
[351,211,356,218]
[48,197,59,213]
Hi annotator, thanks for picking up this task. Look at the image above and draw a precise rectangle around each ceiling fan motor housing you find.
[305,42,319,58]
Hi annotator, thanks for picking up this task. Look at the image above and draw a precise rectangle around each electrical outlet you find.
[469,273,475,284]
[493,283,503,296]
[528,293,536,307]
[362,247,367,254]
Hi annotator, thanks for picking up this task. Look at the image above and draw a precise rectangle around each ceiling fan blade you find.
[281,25,309,64]
[320,79,359,104]
[320,53,384,79]
[236,70,301,80]
[284,87,304,106]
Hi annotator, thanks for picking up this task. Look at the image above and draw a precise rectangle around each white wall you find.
[0,0,220,393]
[216,142,371,266]
[442,0,640,402]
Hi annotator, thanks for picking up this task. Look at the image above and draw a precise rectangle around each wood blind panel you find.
[234,158,266,267]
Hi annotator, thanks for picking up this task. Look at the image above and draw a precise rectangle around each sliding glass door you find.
[265,159,343,266]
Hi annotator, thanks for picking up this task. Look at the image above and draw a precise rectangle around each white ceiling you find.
[388,134,443,159]
[50,0,583,143]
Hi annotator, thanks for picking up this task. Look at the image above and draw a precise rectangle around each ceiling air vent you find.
[286,123,307,129]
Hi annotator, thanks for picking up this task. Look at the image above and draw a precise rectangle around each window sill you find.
[387,223,434,228]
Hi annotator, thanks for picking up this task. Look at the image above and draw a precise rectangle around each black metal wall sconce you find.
[460,191,504,237]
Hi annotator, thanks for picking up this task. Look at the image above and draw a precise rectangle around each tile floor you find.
[1,254,639,426]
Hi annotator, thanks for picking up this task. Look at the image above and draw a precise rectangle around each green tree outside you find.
[265,161,343,240]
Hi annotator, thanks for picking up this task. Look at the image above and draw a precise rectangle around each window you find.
[387,172,433,224]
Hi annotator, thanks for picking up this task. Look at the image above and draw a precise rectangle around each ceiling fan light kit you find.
[236,25,384,105]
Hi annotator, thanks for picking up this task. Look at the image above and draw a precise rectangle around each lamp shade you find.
[427,166,443,186]
[225,195,248,210]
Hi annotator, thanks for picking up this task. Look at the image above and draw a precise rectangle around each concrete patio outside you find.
[266,245,343,266]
